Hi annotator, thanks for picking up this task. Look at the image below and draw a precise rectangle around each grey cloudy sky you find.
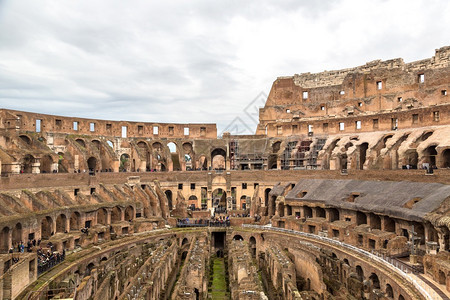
[0,0,449,134]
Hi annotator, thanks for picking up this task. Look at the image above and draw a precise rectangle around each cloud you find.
[0,0,449,133]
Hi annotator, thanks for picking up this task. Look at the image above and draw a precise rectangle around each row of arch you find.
[0,205,135,252]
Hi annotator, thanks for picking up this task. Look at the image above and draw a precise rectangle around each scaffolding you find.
[230,139,266,170]
[281,137,326,170]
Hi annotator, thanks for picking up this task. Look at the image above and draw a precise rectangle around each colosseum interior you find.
[0,47,449,300]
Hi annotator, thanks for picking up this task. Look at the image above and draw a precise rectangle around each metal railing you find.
[242,225,440,300]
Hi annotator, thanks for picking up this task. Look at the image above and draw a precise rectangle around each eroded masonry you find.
[0,47,449,300]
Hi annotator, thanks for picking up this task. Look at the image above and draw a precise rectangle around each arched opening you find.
[355,265,364,281]
[272,141,281,153]
[75,139,86,148]
[441,149,450,168]
[382,135,393,149]
[167,142,181,171]
[359,143,369,169]
[268,154,278,169]
[138,141,151,171]
[57,152,69,173]
[165,190,173,210]
[188,195,198,210]
[211,148,226,170]
[106,140,114,149]
[343,258,350,265]
[420,131,433,142]
[41,216,53,239]
[316,207,326,218]
[198,155,207,170]
[369,273,381,289]
[264,188,271,207]
[424,145,438,167]
[304,206,313,218]
[438,270,446,285]
[269,195,277,216]
[181,238,189,246]
[398,295,405,300]
[1,227,9,252]
[212,188,227,209]
[278,202,284,217]
[386,284,394,298]
[233,235,243,241]
[56,214,67,233]
[404,150,419,169]
[70,212,81,231]
[356,211,367,225]
[339,154,348,170]
[111,207,122,223]
[125,206,134,221]
[240,195,247,210]
[384,216,396,232]
[22,154,35,173]
[85,263,95,277]
[19,135,31,145]
[40,155,53,173]
[87,157,97,172]
[370,214,381,230]
[91,140,101,150]
[249,236,256,257]
[329,208,340,222]
[12,223,22,246]
[97,208,108,225]
[119,154,130,172]
[414,222,425,245]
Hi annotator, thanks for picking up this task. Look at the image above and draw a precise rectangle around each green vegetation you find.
[209,256,230,299]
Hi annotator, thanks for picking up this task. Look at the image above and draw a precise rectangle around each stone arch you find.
[85,262,95,277]
[12,223,22,246]
[106,140,114,149]
[384,216,396,232]
[91,139,101,150]
[19,135,32,145]
[355,265,364,281]
[1,227,10,252]
[41,216,53,239]
[249,236,257,257]
[40,155,54,173]
[268,154,278,169]
[404,149,418,168]
[75,138,86,148]
[264,188,271,207]
[56,214,67,233]
[111,206,122,223]
[440,148,450,168]
[272,141,281,153]
[22,154,35,173]
[382,135,393,149]
[165,190,173,210]
[269,195,277,216]
[188,195,198,209]
[343,258,350,265]
[124,206,134,221]
[419,131,433,142]
[359,142,369,169]
[240,195,247,210]
[181,238,189,246]
[167,142,181,171]
[119,153,130,172]
[97,208,108,225]
[398,295,405,300]
[70,211,81,231]
[211,148,226,170]
[87,157,97,172]
[386,284,394,298]
[57,152,69,173]
[423,145,438,167]
[233,235,243,241]
[316,207,325,218]
[198,155,208,170]
[369,273,381,289]
[212,188,226,208]
[328,208,340,222]
[356,211,367,225]
[304,206,313,218]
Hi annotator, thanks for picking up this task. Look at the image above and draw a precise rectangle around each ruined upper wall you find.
[292,46,450,89]
[257,46,450,136]
[0,109,217,139]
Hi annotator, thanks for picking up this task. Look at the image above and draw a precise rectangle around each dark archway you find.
[329,208,340,222]
[56,214,67,233]
[369,273,380,289]
[22,154,35,173]
[316,207,326,218]
[87,157,97,172]
[356,211,367,225]
[233,235,243,241]
[264,188,271,207]
[40,155,53,173]
[111,207,122,223]
[125,206,134,221]
[249,236,256,257]
[211,148,226,170]
[12,223,22,246]
[359,143,369,169]
[41,216,53,239]
[119,154,130,172]
[441,149,450,168]
[70,212,81,231]
[1,227,9,252]
[355,265,364,281]
[386,284,394,298]
[181,238,189,246]
[165,190,173,210]
[97,208,108,225]
[75,139,86,148]
[424,145,438,167]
